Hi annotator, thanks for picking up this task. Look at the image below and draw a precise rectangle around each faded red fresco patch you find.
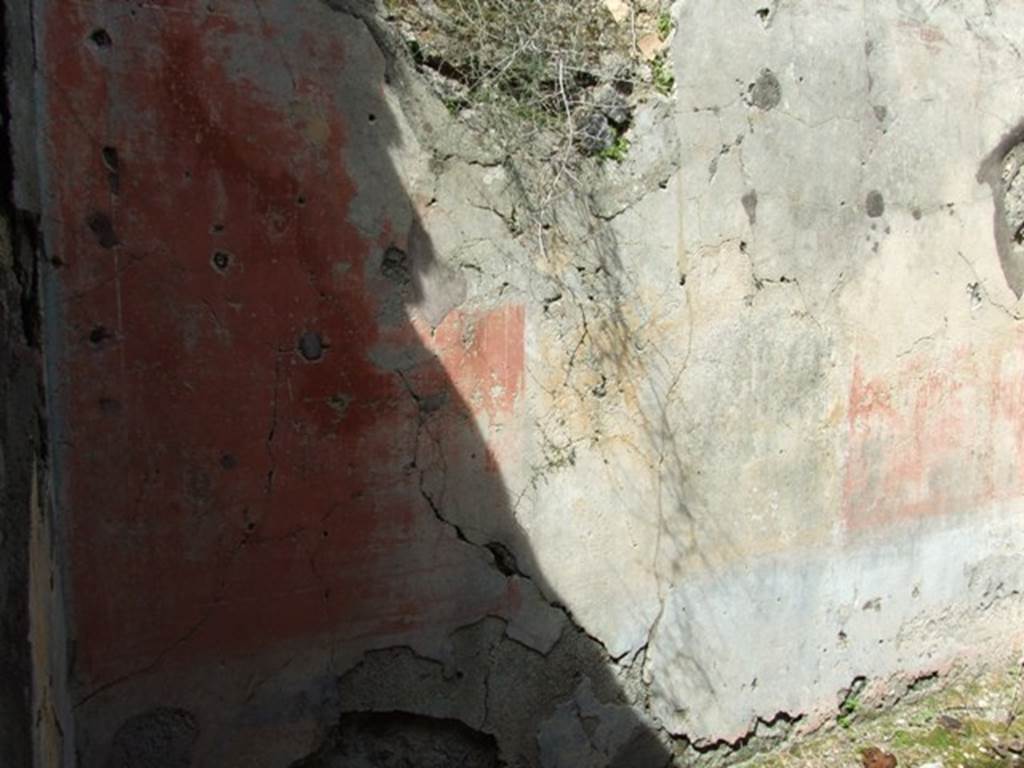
[424,304,526,418]
[843,331,1024,530]
[41,0,526,692]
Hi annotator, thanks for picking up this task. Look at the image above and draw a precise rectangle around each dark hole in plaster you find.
[89,28,112,48]
[748,69,781,111]
[381,245,411,285]
[219,454,238,470]
[102,146,119,172]
[368,113,377,123]
[211,250,232,273]
[756,7,771,24]
[211,223,224,234]
[486,542,520,576]
[327,392,352,418]
[297,195,306,206]
[87,211,118,249]
[298,331,324,362]
[912,207,922,220]
[89,325,112,345]
[865,190,885,218]
[977,122,1024,297]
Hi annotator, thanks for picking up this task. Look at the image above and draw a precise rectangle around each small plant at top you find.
[837,694,860,728]
[837,677,867,729]
[599,133,630,163]
[657,11,673,40]
[650,52,675,95]
[383,2,674,166]
[385,0,634,152]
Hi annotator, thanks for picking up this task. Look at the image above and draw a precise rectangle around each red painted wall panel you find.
[42,0,523,698]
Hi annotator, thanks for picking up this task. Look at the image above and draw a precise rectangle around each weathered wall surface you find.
[11,0,1024,765]
[3,0,71,763]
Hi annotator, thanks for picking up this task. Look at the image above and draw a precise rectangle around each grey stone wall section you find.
[2,0,71,764]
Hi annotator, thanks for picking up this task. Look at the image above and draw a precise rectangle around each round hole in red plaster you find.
[89,28,112,48]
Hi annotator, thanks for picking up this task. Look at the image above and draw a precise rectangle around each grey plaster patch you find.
[407,219,467,328]
[748,69,781,111]
[647,507,1024,740]
[742,189,758,226]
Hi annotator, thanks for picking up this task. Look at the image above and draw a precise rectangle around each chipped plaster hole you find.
[101,146,119,172]
[381,246,411,285]
[211,250,232,273]
[89,28,112,48]
[327,392,351,417]
[968,282,984,311]
[748,69,781,111]
[486,541,520,576]
[865,190,885,218]
[756,7,771,25]
[298,331,324,361]
[88,325,112,346]
[86,211,118,249]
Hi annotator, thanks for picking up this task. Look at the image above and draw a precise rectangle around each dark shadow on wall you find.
[977,119,1024,299]
[44,1,675,767]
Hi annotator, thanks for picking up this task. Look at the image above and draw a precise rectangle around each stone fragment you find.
[861,746,897,768]
[637,33,665,61]
[578,112,617,155]
[595,85,632,127]
[604,0,631,23]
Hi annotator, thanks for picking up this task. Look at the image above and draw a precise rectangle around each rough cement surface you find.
[15,0,1024,765]
[105,708,198,768]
